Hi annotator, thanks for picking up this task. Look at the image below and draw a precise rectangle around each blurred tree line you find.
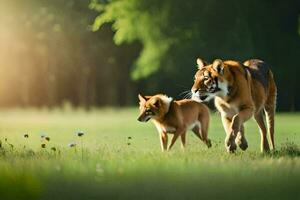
[0,0,299,110]
[0,0,139,108]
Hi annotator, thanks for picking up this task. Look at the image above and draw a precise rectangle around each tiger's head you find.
[191,58,231,102]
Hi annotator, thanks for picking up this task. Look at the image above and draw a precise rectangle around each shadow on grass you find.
[40,172,300,200]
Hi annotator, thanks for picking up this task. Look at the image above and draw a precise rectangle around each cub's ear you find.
[212,59,224,74]
[196,58,206,70]
[152,99,161,108]
[138,94,152,101]
[138,94,146,102]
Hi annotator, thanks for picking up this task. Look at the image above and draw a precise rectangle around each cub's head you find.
[137,94,172,122]
[191,58,230,102]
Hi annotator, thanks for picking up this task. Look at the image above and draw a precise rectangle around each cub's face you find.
[137,95,161,122]
[191,58,229,102]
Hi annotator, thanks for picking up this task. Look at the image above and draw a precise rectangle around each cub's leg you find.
[254,110,270,152]
[200,117,211,148]
[167,133,180,151]
[222,116,237,153]
[159,132,168,152]
[192,122,211,148]
[235,124,248,151]
[192,125,202,140]
[180,133,186,149]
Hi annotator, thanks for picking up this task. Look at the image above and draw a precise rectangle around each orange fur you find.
[138,94,211,151]
[192,58,277,152]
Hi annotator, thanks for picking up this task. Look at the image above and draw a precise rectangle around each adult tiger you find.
[191,58,277,152]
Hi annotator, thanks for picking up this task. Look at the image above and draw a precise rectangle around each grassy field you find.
[0,108,299,200]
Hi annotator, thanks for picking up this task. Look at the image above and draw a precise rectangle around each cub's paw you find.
[206,139,212,148]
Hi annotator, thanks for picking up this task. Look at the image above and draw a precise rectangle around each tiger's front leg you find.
[235,124,248,151]
[222,115,237,153]
[230,106,253,151]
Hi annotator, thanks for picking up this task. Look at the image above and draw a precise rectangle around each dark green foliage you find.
[93,0,300,110]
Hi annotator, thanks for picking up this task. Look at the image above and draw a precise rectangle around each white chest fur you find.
[153,121,176,133]
[215,97,239,118]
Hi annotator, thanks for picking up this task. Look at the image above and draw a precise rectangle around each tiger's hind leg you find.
[265,75,277,150]
[255,110,270,152]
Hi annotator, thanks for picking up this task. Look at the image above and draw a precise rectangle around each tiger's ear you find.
[212,59,224,74]
[144,96,152,100]
[196,58,206,70]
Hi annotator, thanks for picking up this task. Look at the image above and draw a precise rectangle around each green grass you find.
[0,108,299,200]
